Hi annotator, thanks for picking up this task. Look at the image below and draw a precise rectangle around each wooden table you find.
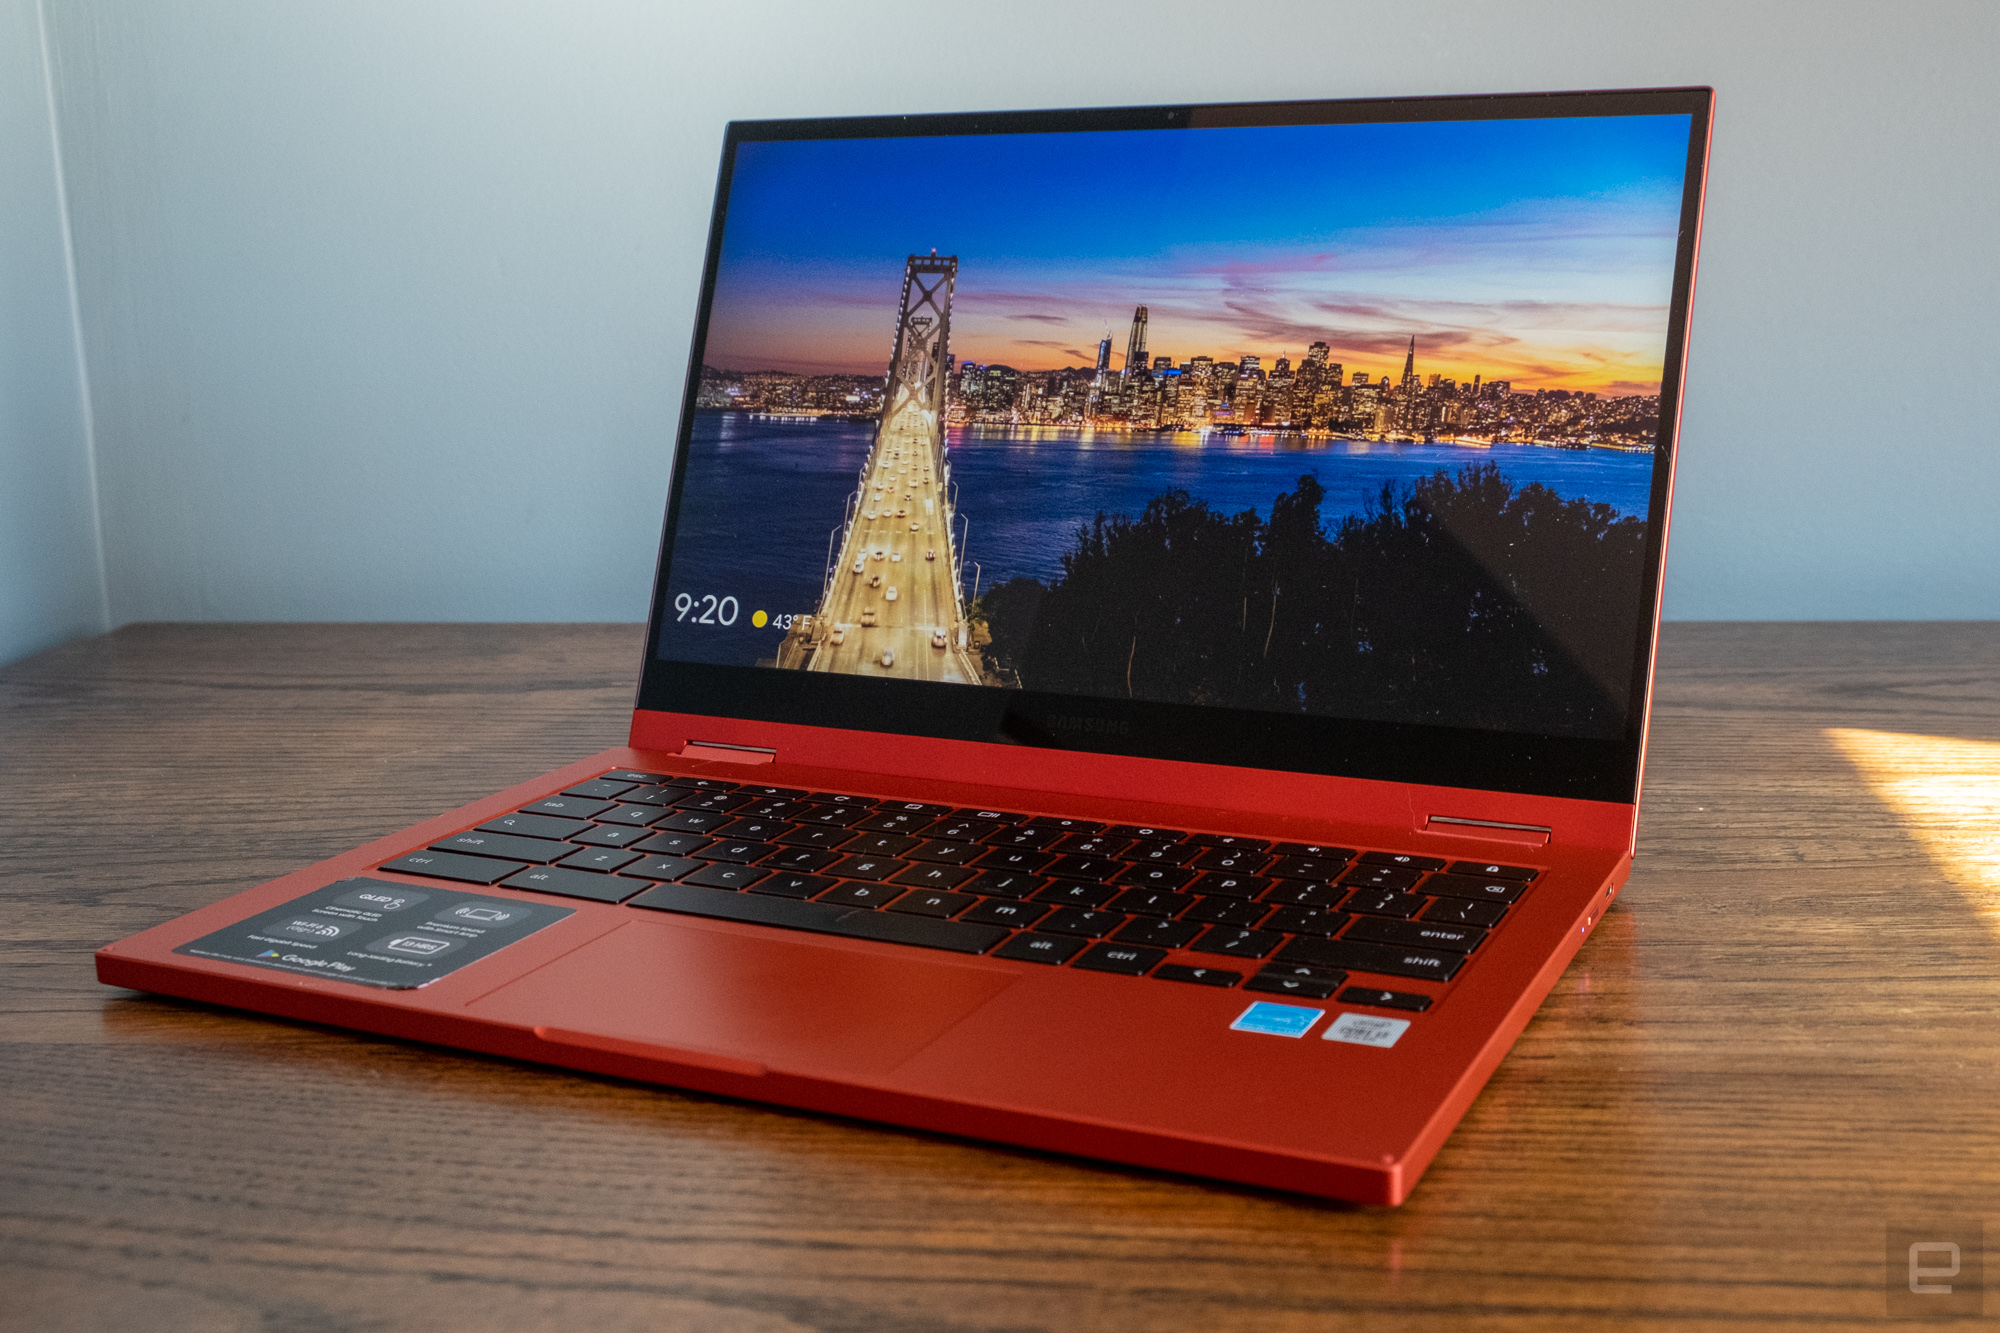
[5,622,1998,1330]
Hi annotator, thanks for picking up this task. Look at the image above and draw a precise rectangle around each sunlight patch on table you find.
[1828,728,2000,924]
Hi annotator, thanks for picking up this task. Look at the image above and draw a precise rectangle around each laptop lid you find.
[635,88,1712,807]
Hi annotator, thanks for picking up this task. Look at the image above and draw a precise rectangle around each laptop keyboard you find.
[377,768,1541,1010]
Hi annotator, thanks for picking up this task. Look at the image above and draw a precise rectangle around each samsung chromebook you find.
[99,86,1712,1205]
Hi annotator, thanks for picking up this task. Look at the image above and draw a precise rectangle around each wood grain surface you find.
[4,621,1998,1332]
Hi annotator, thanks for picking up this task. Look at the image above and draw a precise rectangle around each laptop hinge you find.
[1424,815,1552,847]
[678,741,777,766]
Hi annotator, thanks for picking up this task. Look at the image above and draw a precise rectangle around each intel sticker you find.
[1323,1012,1412,1048]
[1229,1001,1323,1038]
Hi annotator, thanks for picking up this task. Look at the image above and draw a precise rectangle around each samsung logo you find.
[1045,714,1131,737]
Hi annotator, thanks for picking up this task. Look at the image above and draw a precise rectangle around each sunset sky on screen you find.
[703,114,1693,395]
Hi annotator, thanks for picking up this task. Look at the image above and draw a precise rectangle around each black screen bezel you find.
[637,87,1713,803]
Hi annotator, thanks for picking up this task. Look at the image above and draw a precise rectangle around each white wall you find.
[1,0,105,666]
[30,0,2000,634]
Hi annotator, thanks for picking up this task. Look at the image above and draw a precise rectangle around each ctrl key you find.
[993,931,1087,965]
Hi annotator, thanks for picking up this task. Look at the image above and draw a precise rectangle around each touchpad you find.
[466,915,1017,1077]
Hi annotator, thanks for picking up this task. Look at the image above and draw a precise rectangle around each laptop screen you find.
[642,91,1710,801]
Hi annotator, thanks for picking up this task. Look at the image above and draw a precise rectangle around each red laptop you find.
[99,87,1712,1205]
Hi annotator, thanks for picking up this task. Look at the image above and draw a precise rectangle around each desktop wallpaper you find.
[657,113,1694,739]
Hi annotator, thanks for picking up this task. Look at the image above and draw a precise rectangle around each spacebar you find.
[627,883,1010,955]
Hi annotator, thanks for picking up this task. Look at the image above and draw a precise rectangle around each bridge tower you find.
[775,255,986,684]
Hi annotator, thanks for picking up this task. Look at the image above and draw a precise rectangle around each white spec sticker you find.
[1322,1012,1412,1048]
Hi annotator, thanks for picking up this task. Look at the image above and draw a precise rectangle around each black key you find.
[1245,968,1343,1000]
[1190,925,1283,958]
[521,795,613,821]
[713,816,794,842]
[1343,889,1425,918]
[1268,855,1350,883]
[1155,963,1241,987]
[1185,896,1270,927]
[480,812,591,840]
[960,898,1051,928]
[1340,864,1424,892]
[974,847,1054,873]
[1345,918,1486,953]
[1261,879,1346,908]
[654,808,732,834]
[556,846,642,873]
[1186,872,1273,900]
[856,812,935,835]
[1045,854,1123,882]
[740,799,809,820]
[632,830,712,857]
[691,839,778,865]
[501,865,649,903]
[1071,943,1165,977]
[593,804,669,828]
[1276,937,1466,982]
[1033,880,1119,909]
[762,846,843,872]
[803,791,875,808]
[1023,816,1104,836]
[617,783,688,806]
[1339,986,1434,1013]
[925,818,1006,843]
[1424,873,1529,904]
[1273,842,1356,862]
[748,872,836,899]
[1106,888,1195,918]
[571,823,652,848]
[1360,851,1446,871]
[1114,864,1197,892]
[628,883,1007,955]
[674,790,754,813]
[1187,833,1270,852]
[887,862,976,890]
[795,803,872,827]
[563,779,637,800]
[887,889,975,919]
[906,839,981,866]
[947,806,1028,825]
[844,832,920,857]
[623,854,701,881]
[829,854,906,882]
[598,769,668,784]
[680,861,769,891]
[381,849,526,885]
[1110,917,1202,949]
[664,776,738,792]
[432,831,572,863]
[1190,847,1273,874]
[1261,905,1349,937]
[1105,824,1186,842]
[1262,961,1346,984]
[876,800,951,818]
[1053,835,1134,859]
[993,932,1088,964]
[774,824,856,849]
[1126,841,1198,866]
[1425,897,1507,927]
[960,870,1044,899]
[736,784,807,800]
[1448,860,1538,881]
[984,827,1064,851]
[817,880,901,909]
[1038,908,1125,938]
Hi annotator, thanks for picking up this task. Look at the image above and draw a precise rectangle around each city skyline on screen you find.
[701,114,1693,395]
